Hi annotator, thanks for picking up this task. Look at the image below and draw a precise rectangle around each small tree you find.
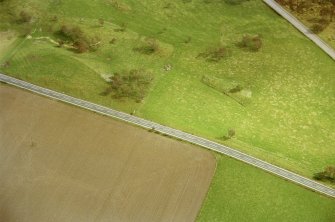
[311,23,325,34]
[313,166,335,183]
[238,34,262,52]
[133,38,160,55]
[325,166,335,179]
[197,46,231,62]
[73,40,89,53]
[19,11,32,23]
[57,40,64,48]
[221,128,236,140]
[228,128,235,138]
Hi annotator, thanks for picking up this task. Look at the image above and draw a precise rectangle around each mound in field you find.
[0,84,216,222]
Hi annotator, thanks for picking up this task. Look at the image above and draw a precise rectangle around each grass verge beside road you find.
[197,154,335,222]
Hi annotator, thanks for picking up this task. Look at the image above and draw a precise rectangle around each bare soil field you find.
[0,84,216,222]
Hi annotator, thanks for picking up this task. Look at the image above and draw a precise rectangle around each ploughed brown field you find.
[0,84,216,222]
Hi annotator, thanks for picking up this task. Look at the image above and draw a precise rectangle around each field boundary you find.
[263,0,335,60]
[0,73,334,198]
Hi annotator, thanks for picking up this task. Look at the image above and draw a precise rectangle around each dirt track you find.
[0,84,216,222]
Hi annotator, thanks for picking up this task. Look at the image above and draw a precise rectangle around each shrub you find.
[238,34,262,52]
[133,38,160,55]
[59,25,84,41]
[313,172,326,180]
[109,38,117,44]
[220,128,236,141]
[19,11,32,23]
[101,69,154,102]
[311,24,324,34]
[197,46,231,62]
[310,20,329,34]
[228,129,236,138]
[313,166,335,183]
[73,40,89,53]
[57,25,101,53]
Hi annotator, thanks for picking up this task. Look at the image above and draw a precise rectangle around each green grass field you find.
[198,154,335,222]
[0,0,334,220]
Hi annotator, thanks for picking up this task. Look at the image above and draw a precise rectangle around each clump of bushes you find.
[237,34,262,52]
[101,69,154,102]
[19,11,32,23]
[57,25,101,53]
[197,46,231,62]
[313,166,335,183]
[309,18,330,34]
[133,38,160,55]
[221,128,236,140]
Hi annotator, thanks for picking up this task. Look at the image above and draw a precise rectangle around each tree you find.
[19,11,32,23]
[228,128,235,138]
[325,166,335,179]
[313,165,335,183]
[73,40,89,53]
[238,34,262,52]
[58,24,100,53]
[57,40,65,48]
[220,128,236,141]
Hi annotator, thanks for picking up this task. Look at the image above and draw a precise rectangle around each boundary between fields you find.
[263,0,335,60]
[0,73,334,198]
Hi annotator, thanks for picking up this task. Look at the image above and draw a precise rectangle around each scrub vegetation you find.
[276,0,335,48]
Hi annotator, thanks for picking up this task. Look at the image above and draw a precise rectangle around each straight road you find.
[1,73,334,198]
[263,0,335,60]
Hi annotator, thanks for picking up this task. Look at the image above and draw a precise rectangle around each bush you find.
[19,11,32,23]
[101,69,154,102]
[238,34,262,52]
[59,25,84,41]
[133,38,159,55]
[73,40,89,53]
[228,129,235,138]
[310,21,328,34]
[197,46,231,62]
[57,25,101,53]
[313,166,335,183]
[313,172,326,180]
